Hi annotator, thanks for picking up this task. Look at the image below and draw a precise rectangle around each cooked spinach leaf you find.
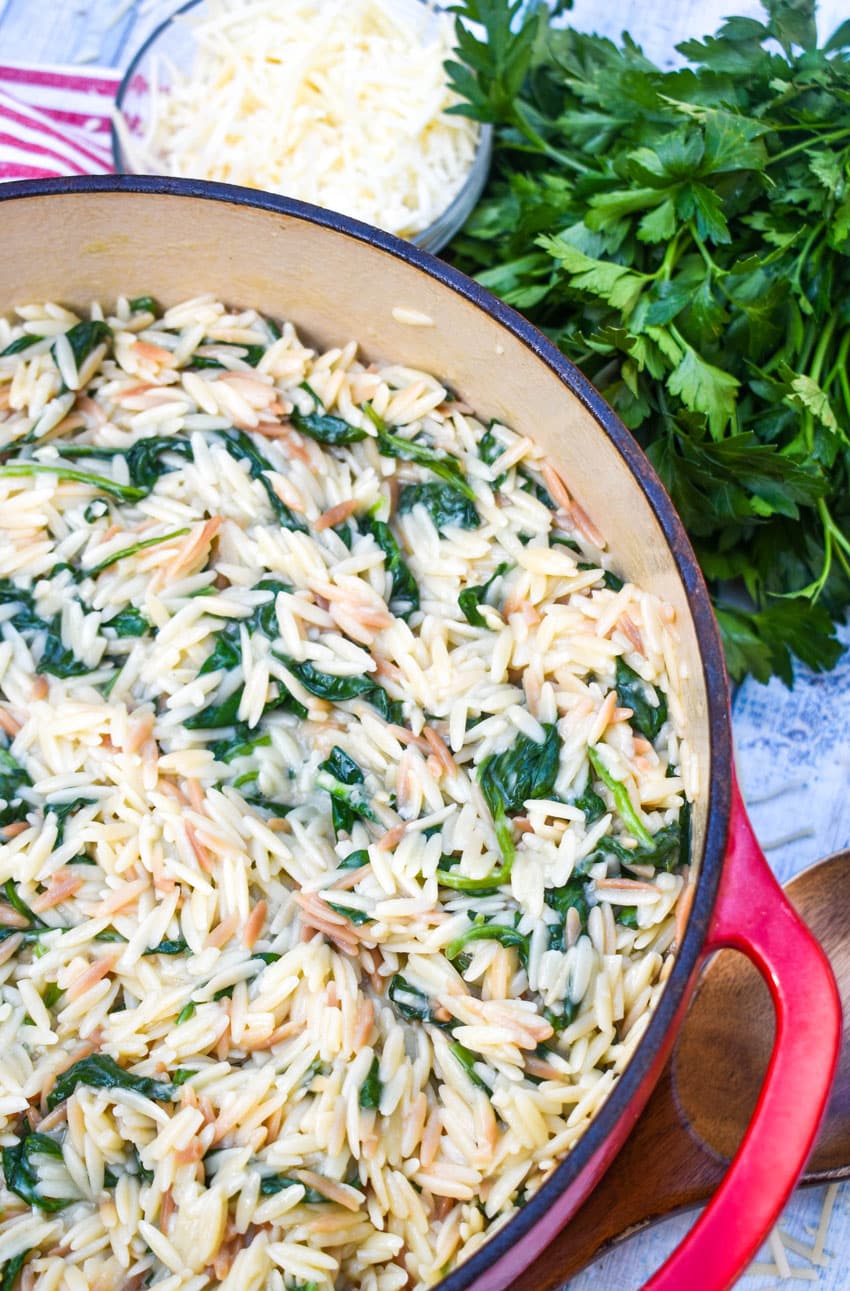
[365,404,476,500]
[478,427,504,466]
[339,849,370,870]
[2,880,45,929]
[183,687,243,730]
[143,938,189,956]
[326,902,373,925]
[199,632,240,677]
[333,519,355,549]
[252,951,281,966]
[543,999,580,1033]
[189,341,265,369]
[436,853,503,894]
[217,429,306,531]
[358,1056,382,1109]
[176,1001,196,1025]
[0,462,145,502]
[124,436,194,491]
[129,1147,154,1185]
[617,906,639,929]
[0,747,31,828]
[449,1041,490,1092]
[199,580,288,675]
[171,1068,197,1086]
[187,355,226,370]
[83,499,109,524]
[49,445,116,462]
[86,527,189,578]
[186,676,306,730]
[46,796,95,848]
[398,482,480,532]
[388,974,445,1024]
[458,561,510,626]
[550,533,580,553]
[0,585,86,680]
[237,787,293,818]
[362,684,404,724]
[106,607,150,638]
[257,1173,331,1203]
[0,880,70,946]
[47,1054,176,1110]
[573,781,606,825]
[210,727,271,763]
[290,410,366,444]
[477,723,561,870]
[2,1132,71,1212]
[1,334,41,357]
[37,628,91,679]
[317,746,375,836]
[275,656,375,702]
[0,579,39,625]
[55,320,111,370]
[583,804,690,874]
[519,470,556,509]
[480,723,561,817]
[615,657,668,742]
[547,880,591,950]
[128,295,158,314]
[586,745,654,848]
[359,513,419,619]
[42,983,63,1010]
[239,345,265,367]
[446,919,529,967]
[0,1248,32,1291]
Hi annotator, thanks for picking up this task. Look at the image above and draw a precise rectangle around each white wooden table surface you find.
[1,0,849,1286]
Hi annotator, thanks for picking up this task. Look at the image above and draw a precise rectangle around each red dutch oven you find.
[0,176,840,1291]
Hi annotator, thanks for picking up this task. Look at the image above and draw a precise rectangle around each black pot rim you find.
[0,174,732,1287]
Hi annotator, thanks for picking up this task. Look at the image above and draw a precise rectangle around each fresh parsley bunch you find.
[446,0,850,682]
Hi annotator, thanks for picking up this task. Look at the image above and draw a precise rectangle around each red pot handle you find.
[644,770,841,1291]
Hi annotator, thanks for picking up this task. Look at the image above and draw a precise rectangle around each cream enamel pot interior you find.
[0,176,840,1291]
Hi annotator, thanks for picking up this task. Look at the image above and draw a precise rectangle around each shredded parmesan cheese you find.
[745,1186,840,1286]
[116,0,481,237]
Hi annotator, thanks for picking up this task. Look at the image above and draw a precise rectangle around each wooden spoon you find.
[527,849,850,1288]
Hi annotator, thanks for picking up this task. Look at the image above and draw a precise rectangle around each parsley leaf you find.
[447,0,850,682]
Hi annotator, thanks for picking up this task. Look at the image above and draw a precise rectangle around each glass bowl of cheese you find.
[112,0,491,254]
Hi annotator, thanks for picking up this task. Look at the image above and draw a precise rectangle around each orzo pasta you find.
[0,295,693,1289]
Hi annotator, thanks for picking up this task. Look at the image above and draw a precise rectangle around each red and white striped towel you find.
[0,62,121,181]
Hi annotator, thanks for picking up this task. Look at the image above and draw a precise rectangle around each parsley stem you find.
[824,329,850,395]
[767,127,850,167]
[809,314,838,387]
[790,222,825,313]
[656,227,687,282]
[835,333,850,425]
[513,104,588,172]
[820,499,850,564]
[688,223,718,277]
[799,500,850,601]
